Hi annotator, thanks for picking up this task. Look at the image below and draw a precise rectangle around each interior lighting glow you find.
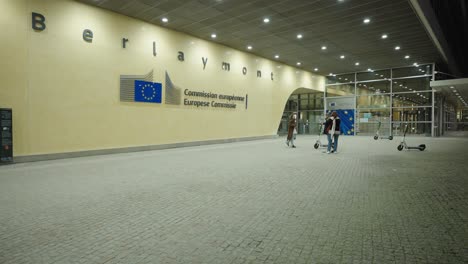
[274,55,279,59]
[161,17,168,23]
[263,18,270,23]
[247,45,252,50]
[211,33,217,38]
[340,55,345,59]
[321,46,327,50]
[297,34,303,39]
[381,34,388,39]
[395,46,401,50]
[363,18,371,23]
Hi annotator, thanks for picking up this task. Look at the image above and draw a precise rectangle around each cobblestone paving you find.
[1,136,467,264]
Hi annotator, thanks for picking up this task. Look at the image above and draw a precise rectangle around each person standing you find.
[324,111,341,153]
[286,113,297,148]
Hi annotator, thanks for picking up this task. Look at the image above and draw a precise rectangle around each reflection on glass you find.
[392,64,432,78]
[326,83,355,96]
[392,122,431,136]
[392,107,432,122]
[356,80,391,95]
[285,99,298,111]
[357,109,391,119]
[357,95,390,108]
[292,92,324,111]
[299,110,326,134]
[391,77,430,93]
[326,73,355,84]
[392,91,432,107]
[357,69,391,81]
[356,108,391,135]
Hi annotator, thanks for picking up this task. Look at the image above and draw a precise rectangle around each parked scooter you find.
[397,124,426,151]
[374,120,393,140]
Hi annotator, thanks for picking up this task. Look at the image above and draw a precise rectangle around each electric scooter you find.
[314,122,334,150]
[397,124,426,151]
[373,120,393,140]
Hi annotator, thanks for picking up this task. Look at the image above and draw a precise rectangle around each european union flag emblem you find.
[134,80,162,103]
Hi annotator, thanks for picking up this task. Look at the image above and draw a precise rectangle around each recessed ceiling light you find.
[161,17,168,23]
[321,46,327,50]
[355,62,360,66]
[263,18,270,23]
[381,34,388,39]
[367,68,373,72]
[297,34,303,39]
[211,33,217,38]
[405,55,410,59]
[395,46,401,50]
[363,18,371,23]
[296,62,301,66]
[314,68,318,71]
[329,73,334,76]
[247,45,252,50]
[274,54,279,59]
[340,55,345,59]
[413,62,419,66]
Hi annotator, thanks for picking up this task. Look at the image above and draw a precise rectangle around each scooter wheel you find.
[419,144,426,151]
[397,145,404,151]
[314,143,319,149]
[389,136,393,140]
[374,135,378,140]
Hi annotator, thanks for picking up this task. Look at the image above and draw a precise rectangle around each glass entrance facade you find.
[326,64,435,137]
[278,92,324,135]
[279,64,461,137]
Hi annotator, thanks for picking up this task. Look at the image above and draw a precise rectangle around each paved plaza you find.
[0,135,467,264]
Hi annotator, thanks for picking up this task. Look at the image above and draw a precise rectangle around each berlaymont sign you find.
[30,11,287,110]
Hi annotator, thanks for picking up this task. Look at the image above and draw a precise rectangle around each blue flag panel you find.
[327,109,355,135]
[134,80,162,103]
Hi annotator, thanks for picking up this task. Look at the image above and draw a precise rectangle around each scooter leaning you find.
[374,120,393,140]
[397,124,426,151]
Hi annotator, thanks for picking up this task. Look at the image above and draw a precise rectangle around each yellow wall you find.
[0,0,325,157]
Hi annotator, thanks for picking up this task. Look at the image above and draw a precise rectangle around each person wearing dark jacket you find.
[286,113,297,148]
[324,111,341,153]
